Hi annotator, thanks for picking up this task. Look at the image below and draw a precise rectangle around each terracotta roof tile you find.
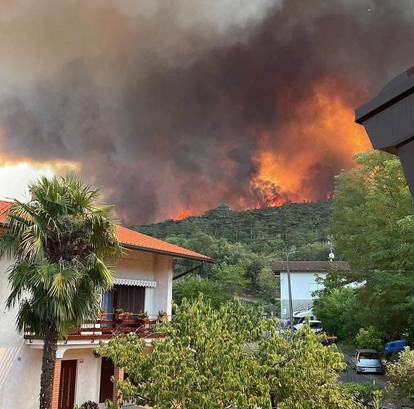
[0,200,10,224]
[0,201,212,262]
[115,225,212,261]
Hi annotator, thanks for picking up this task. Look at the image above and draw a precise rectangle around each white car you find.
[294,320,324,334]
[352,349,384,374]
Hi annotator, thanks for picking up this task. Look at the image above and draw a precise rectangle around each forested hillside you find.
[132,202,332,309]
[134,201,331,253]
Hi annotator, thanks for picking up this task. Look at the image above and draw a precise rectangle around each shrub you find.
[355,326,383,351]
[341,382,382,407]
[105,400,116,409]
[387,347,414,402]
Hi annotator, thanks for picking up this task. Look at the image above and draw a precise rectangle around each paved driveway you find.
[340,365,387,388]
[339,349,388,389]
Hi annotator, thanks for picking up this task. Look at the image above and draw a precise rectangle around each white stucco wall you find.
[279,271,327,318]
[153,254,173,317]
[0,256,42,409]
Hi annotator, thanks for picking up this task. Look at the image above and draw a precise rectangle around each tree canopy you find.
[135,202,330,254]
[169,231,279,309]
[134,202,332,307]
[320,151,414,343]
[100,297,361,409]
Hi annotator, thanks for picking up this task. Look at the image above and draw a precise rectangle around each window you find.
[102,285,146,314]
[114,285,145,313]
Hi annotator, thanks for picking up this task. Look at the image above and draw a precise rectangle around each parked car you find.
[352,349,384,374]
[294,320,324,334]
[292,309,317,325]
[385,339,407,358]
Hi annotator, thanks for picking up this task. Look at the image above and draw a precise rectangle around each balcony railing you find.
[24,313,166,342]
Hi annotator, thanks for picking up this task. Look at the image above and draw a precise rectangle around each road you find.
[339,366,387,388]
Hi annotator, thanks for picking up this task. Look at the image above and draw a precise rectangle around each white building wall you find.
[0,256,42,409]
[153,254,173,317]
[279,271,327,318]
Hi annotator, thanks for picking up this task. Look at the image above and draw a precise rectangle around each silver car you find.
[353,349,384,374]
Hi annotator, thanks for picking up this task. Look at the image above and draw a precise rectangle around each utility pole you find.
[285,247,296,331]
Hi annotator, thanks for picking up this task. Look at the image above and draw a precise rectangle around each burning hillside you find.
[0,0,412,223]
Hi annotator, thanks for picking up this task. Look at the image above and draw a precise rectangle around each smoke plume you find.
[0,0,413,223]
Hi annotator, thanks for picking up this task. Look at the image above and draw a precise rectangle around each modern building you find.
[0,201,212,409]
[272,260,349,319]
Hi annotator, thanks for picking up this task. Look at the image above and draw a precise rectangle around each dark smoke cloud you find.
[0,0,413,223]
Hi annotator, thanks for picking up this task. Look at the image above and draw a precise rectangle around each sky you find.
[0,0,413,223]
[0,163,53,201]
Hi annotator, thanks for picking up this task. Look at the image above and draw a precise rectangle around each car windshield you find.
[359,352,379,360]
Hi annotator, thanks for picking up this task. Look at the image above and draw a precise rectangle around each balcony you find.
[24,313,166,343]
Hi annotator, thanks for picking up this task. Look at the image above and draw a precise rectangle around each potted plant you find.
[138,311,150,327]
[158,310,168,321]
[114,308,125,321]
[74,402,99,409]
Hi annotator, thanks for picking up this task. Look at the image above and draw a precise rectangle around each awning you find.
[113,278,157,288]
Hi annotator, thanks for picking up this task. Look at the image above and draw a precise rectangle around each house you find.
[272,261,349,319]
[0,201,212,409]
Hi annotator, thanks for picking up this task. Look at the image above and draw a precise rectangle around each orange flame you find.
[250,77,370,207]
[174,208,193,220]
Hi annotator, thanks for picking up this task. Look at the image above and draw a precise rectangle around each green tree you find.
[331,151,414,341]
[100,298,361,409]
[355,327,383,351]
[313,287,360,341]
[295,241,330,261]
[332,150,414,274]
[0,176,120,409]
[257,266,278,303]
[173,277,229,307]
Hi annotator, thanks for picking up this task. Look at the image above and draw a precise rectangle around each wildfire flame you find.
[250,77,370,207]
[0,78,370,221]
[175,208,193,220]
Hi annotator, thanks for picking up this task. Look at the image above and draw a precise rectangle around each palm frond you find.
[4,174,121,338]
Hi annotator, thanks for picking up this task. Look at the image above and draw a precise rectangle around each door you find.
[99,357,115,403]
[58,360,77,409]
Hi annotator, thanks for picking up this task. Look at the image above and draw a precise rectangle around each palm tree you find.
[0,175,120,409]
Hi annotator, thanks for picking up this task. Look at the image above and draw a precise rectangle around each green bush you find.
[341,383,382,407]
[355,326,383,351]
[387,347,414,402]
[105,400,116,409]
